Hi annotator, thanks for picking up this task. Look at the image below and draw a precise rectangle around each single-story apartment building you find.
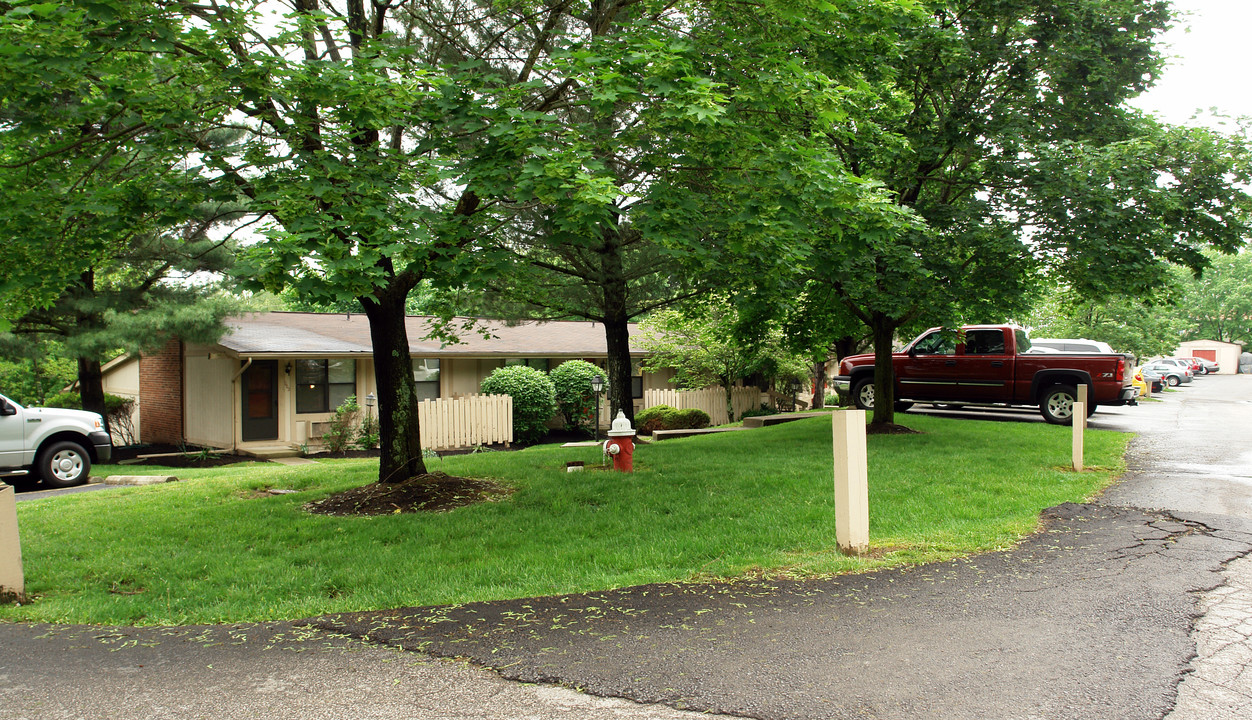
[102,312,675,451]
[1173,339,1244,375]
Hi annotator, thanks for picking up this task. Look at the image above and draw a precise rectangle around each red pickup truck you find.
[833,325,1138,424]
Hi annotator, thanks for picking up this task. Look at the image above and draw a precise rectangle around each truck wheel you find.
[851,377,876,411]
[36,440,91,488]
[1040,385,1093,425]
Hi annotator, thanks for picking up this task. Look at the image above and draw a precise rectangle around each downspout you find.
[230,358,253,453]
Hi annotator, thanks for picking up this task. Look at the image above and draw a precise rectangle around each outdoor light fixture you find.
[364,392,377,449]
[590,374,605,441]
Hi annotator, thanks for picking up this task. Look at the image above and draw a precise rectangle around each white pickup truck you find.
[0,394,113,488]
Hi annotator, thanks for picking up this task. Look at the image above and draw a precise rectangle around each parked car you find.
[1,393,112,488]
[1135,367,1166,393]
[833,325,1138,425]
[1175,357,1202,374]
[1183,356,1220,374]
[1028,338,1117,354]
[1155,358,1197,379]
[1141,360,1191,387]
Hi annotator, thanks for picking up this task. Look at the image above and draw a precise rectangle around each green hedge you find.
[480,365,558,443]
[549,360,606,434]
[635,404,711,434]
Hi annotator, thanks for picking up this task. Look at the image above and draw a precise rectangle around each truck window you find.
[1015,330,1031,353]
[913,330,957,355]
[964,330,1005,355]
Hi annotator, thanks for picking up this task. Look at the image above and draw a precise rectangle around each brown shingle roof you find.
[216,312,646,358]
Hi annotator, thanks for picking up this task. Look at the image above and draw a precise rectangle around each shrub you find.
[480,365,558,444]
[355,413,380,451]
[549,360,607,434]
[43,391,138,444]
[635,404,677,434]
[321,395,360,454]
[739,404,774,420]
[636,405,710,433]
[42,391,83,409]
[676,408,711,429]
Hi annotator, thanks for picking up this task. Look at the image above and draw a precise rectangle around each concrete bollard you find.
[0,484,24,602]
[1072,385,1087,472]
[832,410,870,555]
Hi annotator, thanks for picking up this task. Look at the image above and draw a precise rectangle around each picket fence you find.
[416,393,513,450]
[642,386,761,426]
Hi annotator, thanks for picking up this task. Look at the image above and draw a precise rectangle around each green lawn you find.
[1,414,1128,626]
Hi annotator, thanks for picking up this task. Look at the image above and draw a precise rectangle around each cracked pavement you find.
[1169,553,1252,720]
[309,502,1252,720]
[4,377,1252,719]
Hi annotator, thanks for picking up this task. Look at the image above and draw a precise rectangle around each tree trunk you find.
[834,336,859,363]
[811,359,827,409]
[600,224,635,423]
[77,357,108,434]
[870,312,897,426]
[361,291,427,483]
[72,270,109,432]
[603,311,634,423]
[723,380,735,423]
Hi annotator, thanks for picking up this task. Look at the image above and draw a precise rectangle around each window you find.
[912,330,957,355]
[631,359,644,399]
[505,358,550,371]
[295,359,356,413]
[412,358,440,402]
[1015,330,1032,353]
[964,330,1005,355]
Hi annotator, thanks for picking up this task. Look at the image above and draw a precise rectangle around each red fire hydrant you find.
[603,410,637,473]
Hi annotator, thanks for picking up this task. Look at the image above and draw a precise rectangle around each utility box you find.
[0,484,24,601]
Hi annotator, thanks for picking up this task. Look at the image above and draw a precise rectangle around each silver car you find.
[1142,360,1192,387]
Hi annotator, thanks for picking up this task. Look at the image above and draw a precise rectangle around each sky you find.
[1130,0,1252,128]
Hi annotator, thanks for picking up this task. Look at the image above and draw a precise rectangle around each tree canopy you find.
[3,0,901,480]
[5,0,1251,460]
[729,0,1252,427]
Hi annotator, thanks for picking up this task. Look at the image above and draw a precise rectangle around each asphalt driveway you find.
[4,376,1252,719]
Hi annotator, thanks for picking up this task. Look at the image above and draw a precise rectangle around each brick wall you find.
[139,340,184,444]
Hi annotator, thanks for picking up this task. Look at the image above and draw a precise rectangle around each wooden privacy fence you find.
[643,386,761,426]
[417,393,513,450]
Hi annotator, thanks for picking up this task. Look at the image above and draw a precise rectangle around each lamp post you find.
[364,392,376,448]
[590,374,605,441]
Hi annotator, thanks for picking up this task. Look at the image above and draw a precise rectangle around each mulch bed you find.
[304,473,513,516]
[866,423,921,435]
[114,429,594,515]
[111,444,268,468]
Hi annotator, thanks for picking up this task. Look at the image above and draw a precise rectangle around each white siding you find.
[184,353,236,448]
[1176,340,1244,375]
[100,356,141,444]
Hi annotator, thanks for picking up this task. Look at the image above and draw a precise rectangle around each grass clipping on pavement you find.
[3,413,1128,625]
